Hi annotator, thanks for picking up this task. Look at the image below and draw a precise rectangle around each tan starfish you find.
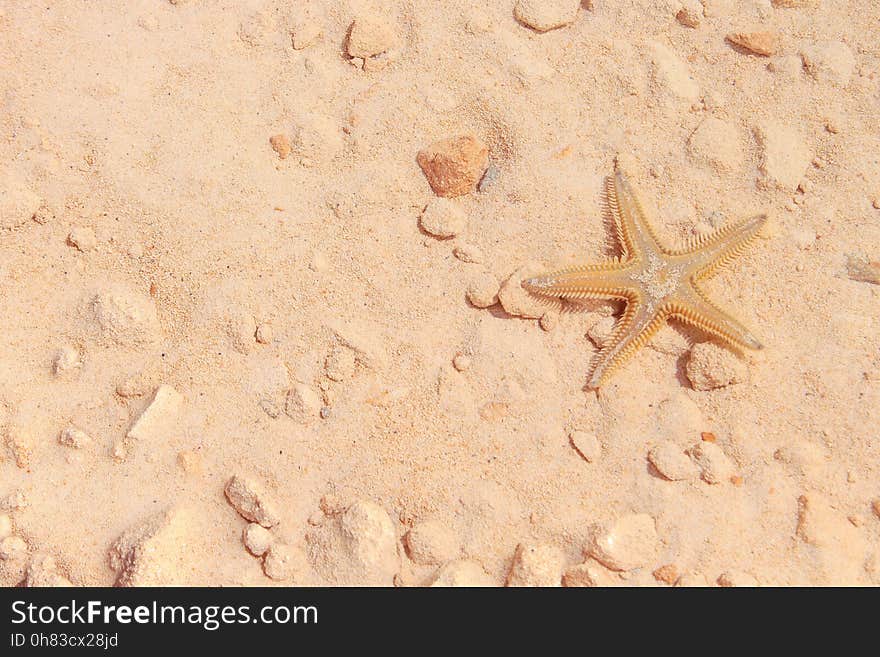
[523,170,766,389]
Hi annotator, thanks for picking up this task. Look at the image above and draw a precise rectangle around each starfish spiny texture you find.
[523,171,766,389]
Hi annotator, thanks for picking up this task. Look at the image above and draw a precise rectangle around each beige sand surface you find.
[1,0,878,586]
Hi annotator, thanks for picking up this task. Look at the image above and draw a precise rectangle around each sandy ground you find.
[1,0,879,587]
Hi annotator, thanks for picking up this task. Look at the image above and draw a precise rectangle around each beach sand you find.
[1,0,878,586]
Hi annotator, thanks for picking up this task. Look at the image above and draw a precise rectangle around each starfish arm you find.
[606,171,666,259]
[588,293,668,389]
[672,214,767,279]
[522,261,632,302]
[667,283,763,351]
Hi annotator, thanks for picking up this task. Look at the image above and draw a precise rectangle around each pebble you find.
[127,384,184,444]
[176,449,202,475]
[291,114,344,167]
[498,263,549,319]
[291,19,322,50]
[686,342,747,390]
[90,287,161,347]
[650,41,700,102]
[285,382,323,423]
[466,271,500,308]
[452,353,471,371]
[586,315,617,348]
[689,440,736,484]
[109,507,189,586]
[67,226,97,252]
[675,571,710,586]
[0,514,11,540]
[420,197,467,238]
[653,564,679,585]
[269,133,291,159]
[0,169,41,229]
[453,242,484,264]
[717,570,759,587]
[562,562,617,587]
[648,441,698,480]
[255,323,273,344]
[262,543,306,581]
[58,425,92,449]
[430,560,495,587]
[539,311,558,332]
[243,523,273,557]
[845,254,880,285]
[675,1,702,28]
[52,345,82,376]
[687,117,744,173]
[801,41,856,87]
[755,121,811,191]
[6,426,33,468]
[226,309,257,354]
[569,430,601,463]
[417,135,489,198]
[224,474,281,528]
[0,535,27,561]
[404,521,460,565]
[726,31,780,57]
[585,514,658,571]
[345,16,398,71]
[306,500,399,585]
[506,543,565,587]
[513,0,580,33]
[325,345,356,382]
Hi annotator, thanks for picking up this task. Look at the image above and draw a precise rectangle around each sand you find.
[1,0,878,587]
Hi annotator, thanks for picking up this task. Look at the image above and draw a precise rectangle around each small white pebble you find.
[243,523,273,557]
[67,226,97,252]
[466,272,500,308]
[690,441,736,485]
[255,323,274,344]
[452,353,471,372]
[569,430,601,463]
[58,425,92,449]
[648,441,698,481]
[0,535,27,561]
[420,197,467,238]
[52,345,81,376]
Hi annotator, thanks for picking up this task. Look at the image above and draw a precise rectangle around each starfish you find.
[523,170,766,390]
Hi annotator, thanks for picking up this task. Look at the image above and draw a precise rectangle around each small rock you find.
[291,19,322,50]
[269,133,291,159]
[755,121,811,191]
[255,323,274,344]
[453,242,484,263]
[686,342,747,390]
[452,353,472,372]
[404,521,460,565]
[585,514,658,571]
[513,0,580,33]
[325,345,356,382]
[650,41,700,102]
[227,310,257,354]
[845,254,880,285]
[109,507,190,586]
[801,41,856,86]
[127,385,184,444]
[430,560,495,587]
[562,562,617,587]
[90,287,161,347]
[726,31,780,57]
[243,523,273,557]
[675,1,702,28]
[506,543,565,587]
[67,226,97,252]
[569,430,601,463]
[176,450,202,475]
[675,571,710,586]
[5,426,33,468]
[687,117,744,173]
[262,543,306,581]
[587,316,617,348]
[420,197,467,238]
[58,425,92,449]
[466,272,500,308]
[498,263,548,318]
[689,441,736,484]
[653,564,679,585]
[346,16,398,71]
[52,345,81,376]
[417,135,489,198]
[717,570,759,587]
[224,474,281,528]
[0,535,27,561]
[24,555,73,587]
[285,382,322,423]
[648,441,698,480]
